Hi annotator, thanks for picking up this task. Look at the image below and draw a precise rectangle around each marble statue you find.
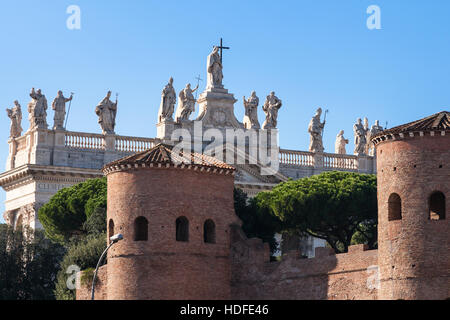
[335,130,349,155]
[353,118,368,156]
[207,46,223,88]
[364,117,371,155]
[95,91,117,135]
[243,91,260,129]
[368,120,384,156]
[175,83,199,122]
[262,92,282,129]
[308,108,326,153]
[52,91,73,130]
[6,100,23,138]
[158,77,176,123]
[28,88,48,129]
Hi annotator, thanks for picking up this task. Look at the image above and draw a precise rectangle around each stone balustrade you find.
[6,128,375,175]
[64,131,157,153]
[65,131,105,150]
[115,135,157,153]
[279,149,375,175]
[6,129,160,171]
[278,149,314,167]
[323,153,358,170]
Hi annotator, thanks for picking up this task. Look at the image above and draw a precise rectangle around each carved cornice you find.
[0,164,103,190]
[372,130,448,147]
[103,162,236,177]
[103,143,236,176]
[234,182,277,190]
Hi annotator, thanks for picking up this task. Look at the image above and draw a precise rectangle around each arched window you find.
[429,192,446,220]
[388,193,402,221]
[134,216,148,241]
[203,220,216,244]
[176,216,189,242]
[108,219,115,240]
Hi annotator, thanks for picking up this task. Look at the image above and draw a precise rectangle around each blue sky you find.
[1,0,450,222]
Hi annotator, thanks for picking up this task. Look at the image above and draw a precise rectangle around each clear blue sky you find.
[1,0,450,222]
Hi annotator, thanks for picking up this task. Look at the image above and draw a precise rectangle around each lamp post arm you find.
[91,241,114,300]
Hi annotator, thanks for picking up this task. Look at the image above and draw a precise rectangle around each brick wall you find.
[376,133,450,300]
[230,226,379,300]
[76,266,107,300]
[75,132,449,300]
[104,166,240,300]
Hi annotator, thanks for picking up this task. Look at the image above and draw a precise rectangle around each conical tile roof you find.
[373,111,450,139]
[103,143,235,174]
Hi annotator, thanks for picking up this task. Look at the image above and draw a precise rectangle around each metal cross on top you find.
[216,38,230,63]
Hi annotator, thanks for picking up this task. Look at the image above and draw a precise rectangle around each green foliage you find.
[80,268,96,287]
[351,222,378,249]
[234,188,281,255]
[82,207,107,235]
[54,233,107,300]
[39,178,107,244]
[254,171,378,253]
[0,224,65,300]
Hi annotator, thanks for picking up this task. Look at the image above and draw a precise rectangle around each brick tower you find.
[102,143,240,300]
[372,111,450,300]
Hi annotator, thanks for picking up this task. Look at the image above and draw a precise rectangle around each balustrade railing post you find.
[313,152,324,170]
[104,134,116,151]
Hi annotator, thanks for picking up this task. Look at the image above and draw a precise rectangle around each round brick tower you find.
[372,111,450,300]
[102,143,240,300]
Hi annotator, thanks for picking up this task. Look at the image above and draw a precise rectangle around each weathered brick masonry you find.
[77,112,449,300]
[230,226,378,300]
[374,126,450,299]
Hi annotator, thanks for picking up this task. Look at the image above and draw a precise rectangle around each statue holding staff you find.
[308,108,326,153]
[52,90,73,130]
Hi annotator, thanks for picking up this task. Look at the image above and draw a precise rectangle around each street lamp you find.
[91,233,123,300]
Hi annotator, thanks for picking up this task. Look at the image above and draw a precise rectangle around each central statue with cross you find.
[207,38,229,89]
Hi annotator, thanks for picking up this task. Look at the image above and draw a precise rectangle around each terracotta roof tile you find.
[104,143,235,172]
[373,111,450,139]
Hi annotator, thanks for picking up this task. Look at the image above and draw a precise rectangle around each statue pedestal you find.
[196,87,242,129]
[156,120,175,141]
[6,138,17,171]
[313,152,324,169]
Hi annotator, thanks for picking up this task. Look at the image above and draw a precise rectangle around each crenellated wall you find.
[230,225,378,300]
[76,266,107,301]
